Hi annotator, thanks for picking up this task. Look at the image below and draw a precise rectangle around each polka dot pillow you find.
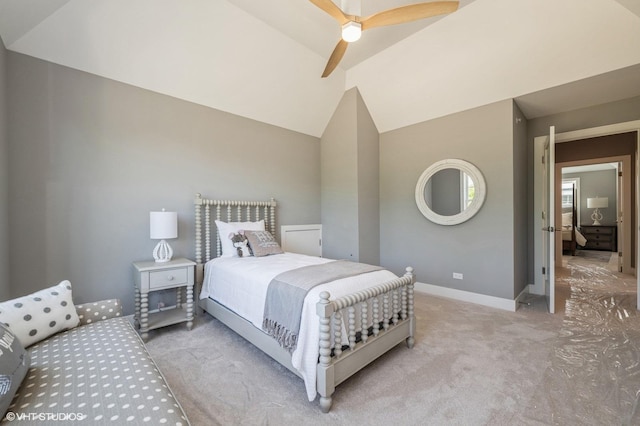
[0,281,80,348]
[75,299,122,326]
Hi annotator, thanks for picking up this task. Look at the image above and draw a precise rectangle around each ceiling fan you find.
[310,0,459,77]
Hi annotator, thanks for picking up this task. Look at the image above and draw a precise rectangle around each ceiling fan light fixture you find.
[341,21,361,42]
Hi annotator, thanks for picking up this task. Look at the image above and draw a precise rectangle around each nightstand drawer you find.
[585,228,613,236]
[149,267,188,289]
[586,240,611,249]
[587,234,612,242]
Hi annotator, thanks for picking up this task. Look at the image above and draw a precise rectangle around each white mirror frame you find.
[415,159,486,226]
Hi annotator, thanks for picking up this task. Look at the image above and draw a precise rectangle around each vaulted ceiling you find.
[1,0,639,137]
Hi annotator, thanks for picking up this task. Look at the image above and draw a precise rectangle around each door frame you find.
[532,120,640,310]
[554,155,632,274]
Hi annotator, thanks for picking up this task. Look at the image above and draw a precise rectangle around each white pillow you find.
[215,220,265,257]
[0,281,80,347]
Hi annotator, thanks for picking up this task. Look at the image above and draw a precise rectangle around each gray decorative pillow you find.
[0,322,30,417]
[0,281,80,347]
[245,230,284,257]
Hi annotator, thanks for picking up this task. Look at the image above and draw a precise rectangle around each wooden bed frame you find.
[562,184,578,256]
[193,193,415,412]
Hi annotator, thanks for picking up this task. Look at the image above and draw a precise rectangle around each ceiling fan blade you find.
[309,0,350,25]
[361,1,459,31]
[322,39,349,78]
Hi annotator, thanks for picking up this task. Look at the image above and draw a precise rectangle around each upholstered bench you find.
[0,281,189,425]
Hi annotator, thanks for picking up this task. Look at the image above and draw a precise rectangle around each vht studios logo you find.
[4,412,87,422]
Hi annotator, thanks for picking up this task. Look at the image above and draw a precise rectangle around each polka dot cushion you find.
[75,299,122,326]
[7,317,188,425]
[0,281,80,348]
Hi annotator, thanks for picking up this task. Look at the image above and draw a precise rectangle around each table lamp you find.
[586,197,608,226]
[150,209,178,262]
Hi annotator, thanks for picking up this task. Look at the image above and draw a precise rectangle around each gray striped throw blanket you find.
[262,260,384,353]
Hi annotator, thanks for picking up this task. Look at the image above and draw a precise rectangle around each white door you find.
[616,161,624,273]
[542,126,556,313]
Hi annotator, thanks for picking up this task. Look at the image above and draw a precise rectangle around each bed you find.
[193,194,415,413]
[561,184,587,255]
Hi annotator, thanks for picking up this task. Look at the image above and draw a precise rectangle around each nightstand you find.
[132,258,196,341]
[580,225,617,252]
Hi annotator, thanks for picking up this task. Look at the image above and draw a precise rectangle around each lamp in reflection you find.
[586,197,608,225]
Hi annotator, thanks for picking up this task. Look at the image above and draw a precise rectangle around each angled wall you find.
[356,91,380,265]
[321,88,380,265]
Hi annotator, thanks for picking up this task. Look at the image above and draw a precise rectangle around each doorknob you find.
[542,226,555,232]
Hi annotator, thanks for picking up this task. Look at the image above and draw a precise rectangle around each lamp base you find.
[591,208,603,226]
[153,240,173,263]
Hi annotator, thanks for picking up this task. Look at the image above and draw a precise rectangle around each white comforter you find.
[200,252,398,401]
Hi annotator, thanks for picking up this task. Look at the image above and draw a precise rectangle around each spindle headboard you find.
[194,193,277,267]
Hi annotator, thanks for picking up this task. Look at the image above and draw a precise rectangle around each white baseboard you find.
[514,286,531,307]
[414,282,520,312]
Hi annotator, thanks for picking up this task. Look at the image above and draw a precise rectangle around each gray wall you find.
[525,96,640,284]
[321,88,380,265]
[0,40,8,300]
[380,100,518,300]
[6,52,321,314]
[321,89,360,261]
[527,96,640,139]
[563,169,617,226]
[356,90,380,265]
[6,48,637,310]
[513,102,528,297]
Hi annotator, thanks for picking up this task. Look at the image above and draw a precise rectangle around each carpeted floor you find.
[143,255,639,425]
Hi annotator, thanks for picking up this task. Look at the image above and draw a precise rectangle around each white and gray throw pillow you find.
[0,281,80,348]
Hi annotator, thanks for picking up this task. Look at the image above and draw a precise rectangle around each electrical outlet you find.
[453,272,463,280]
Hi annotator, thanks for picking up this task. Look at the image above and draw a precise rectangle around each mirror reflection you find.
[424,169,476,216]
[415,158,486,226]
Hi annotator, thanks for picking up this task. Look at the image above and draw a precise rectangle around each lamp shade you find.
[587,197,608,209]
[150,211,178,240]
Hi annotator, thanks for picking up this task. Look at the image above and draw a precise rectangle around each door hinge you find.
[542,266,546,275]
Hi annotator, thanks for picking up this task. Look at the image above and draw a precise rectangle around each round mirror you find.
[415,159,486,225]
